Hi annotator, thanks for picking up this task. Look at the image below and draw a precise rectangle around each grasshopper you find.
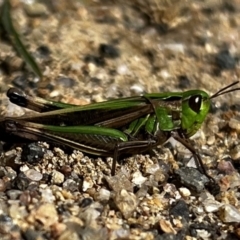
[0,82,239,180]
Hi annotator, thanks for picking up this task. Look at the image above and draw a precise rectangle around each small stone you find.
[202,199,222,213]
[230,145,240,160]
[219,204,240,223]
[145,163,160,174]
[0,214,15,234]
[114,189,138,219]
[0,179,6,192]
[60,224,108,240]
[56,77,76,88]
[80,198,93,208]
[24,2,49,17]
[39,188,55,203]
[51,170,64,185]
[21,143,45,164]
[215,49,236,70]
[6,190,22,200]
[99,43,120,59]
[22,229,45,240]
[94,188,111,202]
[14,173,30,191]
[79,202,103,223]
[179,187,191,198]
[24,169,43,182]
[131,171,147,186]
[159,219,176,234]
[34,203,58,228]
[174,167,209,192]
[19,191,32,205]
[169,200,189,222]
[62,179,79,192]
[229,118,240,131]
[105,171,133,192]
[217,160,236,174]
[82,177,94,192]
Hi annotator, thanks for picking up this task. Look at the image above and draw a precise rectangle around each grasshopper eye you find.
[188,95,202,113]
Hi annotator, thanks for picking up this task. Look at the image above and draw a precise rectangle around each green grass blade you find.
[0,0,42,78]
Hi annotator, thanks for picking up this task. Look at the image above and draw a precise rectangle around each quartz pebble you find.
[114,189,138,219]
[24,169,43,182]
[51,170,64,185]
[219,204,240,223]
[131,171,147,186]
[95,188,111,202]
[82,177,94,192]
[203,199,222,213]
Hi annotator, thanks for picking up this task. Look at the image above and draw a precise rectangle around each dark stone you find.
[169,200,189,221]
[177,75,190,89]
[174,167,209,192]
[21,143,45,164]
[36,45,51,58]
[56,77,76,88]
[99,43,120,59]
[215,49,236,70]
[84,54,105,67]
[79,198,93,208]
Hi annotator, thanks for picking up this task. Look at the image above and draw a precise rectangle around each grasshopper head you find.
[181,81,240,138]
[181,90,210,138]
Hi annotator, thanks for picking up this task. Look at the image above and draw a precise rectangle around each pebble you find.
[99,43,120,59]
[34,203,58,228]
[0,214,18,237]
[14,173,31,191]
[59,224,108,240]
[159,43,185,53]
[179,187,191,198]
[105,171,133,192]
[229,118,240,131]
[219,204,240,223]
[0,179,6,192]
[217,160,236,174]
[21,143,45,164]
[202,199,222,213]
[56,77,76,88]
[94,188,111,202]
[82,177,94,192]
[79,202,103,223]
[39,188,56,203]
[130,84,145,94]
[114,189,138,219]
[24,169,43,182]
[169,200,189,222]
[79,198,93,208]
[6,190,22,200]
[159,219,177,234]
[62,179,79,192]
[22,228,45,240]
[51,170,64,185]
[230,145,240,160]
[174,167,209,192]
[131,171,147,186]
[215,49,236,70]
[24,2,49,17]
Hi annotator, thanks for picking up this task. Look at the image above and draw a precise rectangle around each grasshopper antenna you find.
[210,81,240,99]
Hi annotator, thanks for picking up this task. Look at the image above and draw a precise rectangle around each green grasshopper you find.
[0,82,239,179]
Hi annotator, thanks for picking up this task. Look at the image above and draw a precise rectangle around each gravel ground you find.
[0,0,240,239]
